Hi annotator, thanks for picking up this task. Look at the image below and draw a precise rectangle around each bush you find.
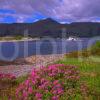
[0,73,16,89]
[91,41,100,56]
[0,73,17,99]
[14,35,23,40]
[66,50,90,58]
[16,64,89,100]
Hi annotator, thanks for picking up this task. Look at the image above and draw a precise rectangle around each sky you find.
[0,0,100,23]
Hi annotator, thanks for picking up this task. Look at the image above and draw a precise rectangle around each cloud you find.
[0,0,100,22]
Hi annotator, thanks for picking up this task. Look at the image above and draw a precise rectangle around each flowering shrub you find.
[16,64,88,100]
[0,73,16,99]
[0,73,16,89]
[0,73,16,80]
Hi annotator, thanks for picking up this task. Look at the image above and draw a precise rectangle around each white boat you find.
[66,36,82,41]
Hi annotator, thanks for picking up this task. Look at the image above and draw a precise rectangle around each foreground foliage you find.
[0,59,99,100]
[16,64,90,100]
[57,57,100,100]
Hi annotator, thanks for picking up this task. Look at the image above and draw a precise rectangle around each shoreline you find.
[0,38,40,43]
[0,38,86,43]
[0,54,65,77]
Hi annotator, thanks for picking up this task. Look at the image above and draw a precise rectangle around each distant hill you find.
[0,18,100,38]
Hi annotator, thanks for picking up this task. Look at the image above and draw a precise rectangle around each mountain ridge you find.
[0,18,100,38]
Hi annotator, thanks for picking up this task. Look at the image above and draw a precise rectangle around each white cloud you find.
[0,0,100,22]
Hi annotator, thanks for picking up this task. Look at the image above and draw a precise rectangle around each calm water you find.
[0,38,96,61]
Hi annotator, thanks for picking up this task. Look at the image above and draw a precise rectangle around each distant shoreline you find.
[0,37,85,43]
[0,38,40,43]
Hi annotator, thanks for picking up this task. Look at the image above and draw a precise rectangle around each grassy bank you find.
[57,57,100,99]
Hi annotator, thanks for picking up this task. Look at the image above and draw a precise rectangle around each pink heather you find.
[25,80,30,86]
[28,87,33,94]
[35,93,42,98]
[57,89,63,94]
[15,64,80,99]
[32,80,36,84]
[23,90,28,97]
[52,96,59,100]
[53,80,59,85]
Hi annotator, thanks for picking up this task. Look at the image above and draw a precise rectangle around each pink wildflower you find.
[25,80,30,86]
[23,90,28,97]
[28,87,33,94]
[35,93,42,98]
[57,89,63,94]
[53,80,59,85]
[52,96,59,100]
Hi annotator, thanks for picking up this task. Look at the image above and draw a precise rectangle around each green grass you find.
[57,57,100,99]
[16,75,28,83]
[57,57,100,72]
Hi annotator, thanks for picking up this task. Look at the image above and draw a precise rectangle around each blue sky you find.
[0,0,100,23]
[0,9,47,23]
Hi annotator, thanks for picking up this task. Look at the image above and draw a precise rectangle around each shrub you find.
[0,73,16,98]
[91,41,100,56]
[14,35,23,40]
[0,73,16,89]
[16,64,89,100]
[0,73,16,80]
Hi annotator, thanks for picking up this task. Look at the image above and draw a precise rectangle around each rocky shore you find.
[0,54,65,77]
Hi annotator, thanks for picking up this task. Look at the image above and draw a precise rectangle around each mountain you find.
[0,18,100,38]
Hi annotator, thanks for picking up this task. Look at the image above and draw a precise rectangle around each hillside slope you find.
[0,18,100,37]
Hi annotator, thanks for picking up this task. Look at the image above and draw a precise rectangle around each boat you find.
[66,36,82,41]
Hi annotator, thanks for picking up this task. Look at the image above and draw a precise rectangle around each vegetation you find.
[0,19,100,38]
[0,35,23,41]
[0,41,100,100]
[91,41,100,56]
[14,35,23,40]
[0,75,28,99]
[16,64,82,100]
[66,41,100,58]
[57,58,100,100]
[0,35,32,41]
